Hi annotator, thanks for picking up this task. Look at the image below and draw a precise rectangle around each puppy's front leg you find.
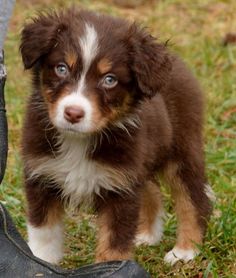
[95,191,140,262]
[25,177,64,264]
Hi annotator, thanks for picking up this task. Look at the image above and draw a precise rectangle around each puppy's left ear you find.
[128,24,172,98]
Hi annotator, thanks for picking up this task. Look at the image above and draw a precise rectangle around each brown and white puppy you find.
[20,8,213,265]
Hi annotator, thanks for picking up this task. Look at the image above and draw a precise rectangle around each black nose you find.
[64,106,85,124]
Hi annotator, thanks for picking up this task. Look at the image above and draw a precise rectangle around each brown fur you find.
[137,181,162,236]
[96,200,134,262]
[94,190,140,261]
[20,8,212,263]
[165,162,203,249]
[24,174,63,226]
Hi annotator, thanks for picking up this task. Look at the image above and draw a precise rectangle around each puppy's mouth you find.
[55,123,95,136]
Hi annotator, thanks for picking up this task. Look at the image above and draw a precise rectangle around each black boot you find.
[0,202,150,278]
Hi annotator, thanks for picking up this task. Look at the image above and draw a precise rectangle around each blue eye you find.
[55,63,68,77]
[102,74,118,89]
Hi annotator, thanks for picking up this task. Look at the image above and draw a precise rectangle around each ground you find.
[0,0,236,277]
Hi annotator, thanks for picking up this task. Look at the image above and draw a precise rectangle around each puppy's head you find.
[20,9,171,135]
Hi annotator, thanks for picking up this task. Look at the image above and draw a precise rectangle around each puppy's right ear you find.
[127,24,172,98]
[20,14,58,69]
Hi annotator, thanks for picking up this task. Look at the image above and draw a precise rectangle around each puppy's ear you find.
[20,14,60,69]
[128,24,172,98]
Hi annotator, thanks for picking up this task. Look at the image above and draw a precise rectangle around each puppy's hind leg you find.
[135,181,165,246]
[164,161,212,265]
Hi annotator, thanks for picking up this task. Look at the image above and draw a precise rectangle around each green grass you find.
[1,0,236,276]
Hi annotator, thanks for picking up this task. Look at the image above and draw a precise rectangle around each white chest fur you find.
[27,136,130,208]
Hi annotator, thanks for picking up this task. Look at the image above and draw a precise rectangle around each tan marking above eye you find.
[97,58,112,74]
[65,51,78,67]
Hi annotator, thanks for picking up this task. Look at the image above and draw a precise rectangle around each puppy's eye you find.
[55,63,69,77]
[101,74,118,89]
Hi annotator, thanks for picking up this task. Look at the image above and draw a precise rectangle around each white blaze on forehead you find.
[79,23,99,74]
[54,23,99,133]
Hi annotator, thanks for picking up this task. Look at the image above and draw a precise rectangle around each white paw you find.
[29,242,63,264]
[164,247,197,265]
[27,223,64,264]
[135,232,162,246]
[135,211,164,246]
